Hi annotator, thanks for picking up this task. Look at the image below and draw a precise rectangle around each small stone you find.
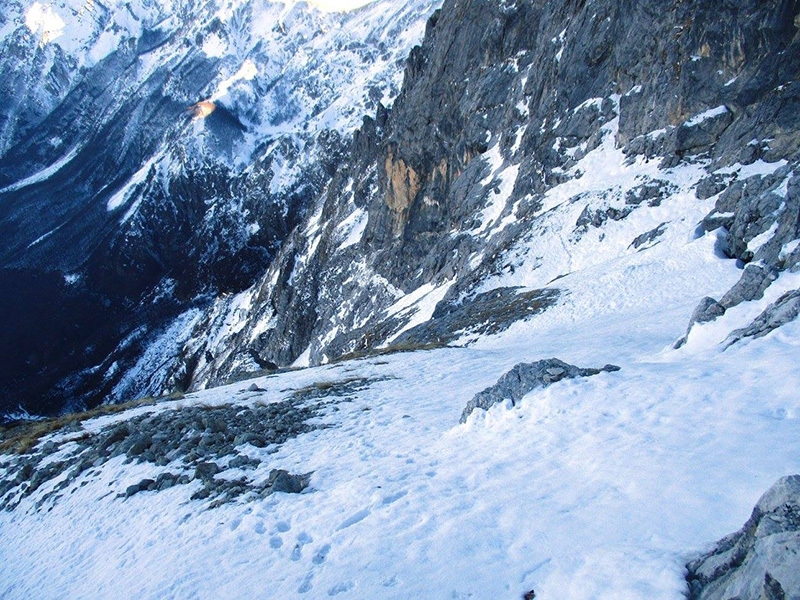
[126,436,151,457]
[125,478,155,497]
[268,469,308,494]
[156,474,176,491]
[229,455,259,470]
[191,488,211,501]
[100,425,130,452]
[194,462,220,481]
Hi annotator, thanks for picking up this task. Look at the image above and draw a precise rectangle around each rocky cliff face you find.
[2,0,799,417]
[157,0,800,395]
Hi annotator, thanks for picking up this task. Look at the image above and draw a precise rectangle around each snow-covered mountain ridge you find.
[2,0,798,420]
[0,0,440,415]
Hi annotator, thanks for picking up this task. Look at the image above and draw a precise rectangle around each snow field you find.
[2,213,799,598]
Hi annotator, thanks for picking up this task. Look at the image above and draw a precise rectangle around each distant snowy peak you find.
[283,0,380,12]
[11,0,177,67]
[0,0,442,219]
[3,0,439,139]
[3,0,440,168]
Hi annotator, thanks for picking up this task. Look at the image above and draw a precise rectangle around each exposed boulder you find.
[267,469,309,495]
[674,296,728,349]
[686,475,800,600]
[460,359,620,423]
[725,289,800,348]
[692,297,727,326]
[193,461,220,481]
[720,263,780,309]
[395,287,561,347]
[630,223,668,250]
[124,478,156,498]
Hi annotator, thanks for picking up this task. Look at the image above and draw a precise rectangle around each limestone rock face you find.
[686,475,800,600]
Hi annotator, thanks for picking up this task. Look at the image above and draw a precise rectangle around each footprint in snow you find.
[381,490,408,505]
[298,573,313,594]
[291,545,302,561]
[291,532,313,561]
[254,522,266,535]
[298,532,313,544]
[327,581,355,596]
[336,508,370,531]
[275,520,291,533]
[269,536,283,549]
[312,543,331,565]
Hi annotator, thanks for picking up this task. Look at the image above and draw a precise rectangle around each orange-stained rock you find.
[188,100,216,119]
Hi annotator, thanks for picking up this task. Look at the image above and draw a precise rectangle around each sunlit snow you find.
[210,60,259,102]
[24,2,65,44]
[304,0,378,12]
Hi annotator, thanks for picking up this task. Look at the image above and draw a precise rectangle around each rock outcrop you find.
[686,475,800,600]
[460,359,620,423]
[725,289,800,347]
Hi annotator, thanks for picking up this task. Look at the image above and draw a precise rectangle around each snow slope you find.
[1,209,798,598]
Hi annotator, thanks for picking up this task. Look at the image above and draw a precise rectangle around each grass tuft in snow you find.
[0,394,183,455]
